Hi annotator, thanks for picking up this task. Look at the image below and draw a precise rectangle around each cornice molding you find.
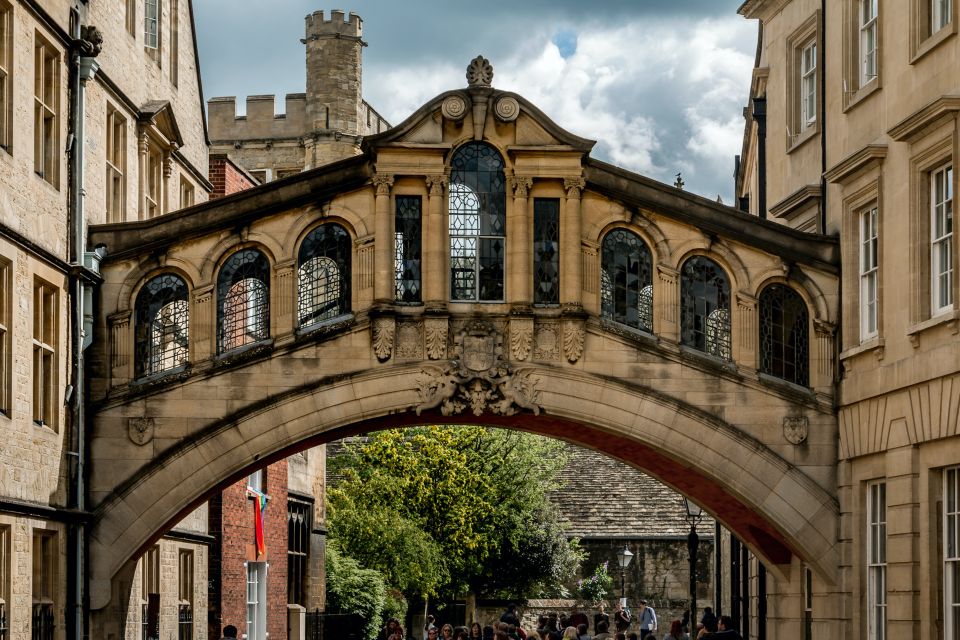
[770,184,822,220]
[824,144,888,184]
[888,95,960,143]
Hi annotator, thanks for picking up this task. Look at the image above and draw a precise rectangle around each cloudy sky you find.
[193,1,757,203]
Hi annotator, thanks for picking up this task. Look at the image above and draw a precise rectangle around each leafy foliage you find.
[328,426,581,601]
[577,561,613,603]
[325,545,387,640]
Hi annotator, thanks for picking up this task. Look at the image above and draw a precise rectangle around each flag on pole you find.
[247,486,268,557]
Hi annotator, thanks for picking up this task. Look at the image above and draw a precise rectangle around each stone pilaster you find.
[562,177,585,310]
[424,174,448,307]
[372,174,394,304]
[274,260,296,336]
[656,264,679,342]
[736,292,758,369]
[508,175,533,306]
[192,285,215,361]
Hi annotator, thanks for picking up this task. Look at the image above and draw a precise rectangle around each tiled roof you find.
[550,446,714,539]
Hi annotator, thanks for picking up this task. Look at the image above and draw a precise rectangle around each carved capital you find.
[163,155,174,179]
[564,177,586,200]
[425,174,448,197]
[372,174,394,196]
[138,132,150,155]
[508,175,533,198]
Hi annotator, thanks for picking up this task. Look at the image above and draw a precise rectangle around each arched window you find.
[759,284,809,386]
[601,229,654,332]
[217,249,270,353]
[135,274,189,377]
[681,256,731,359]
[298,224,351,327]
[449,142,506,301]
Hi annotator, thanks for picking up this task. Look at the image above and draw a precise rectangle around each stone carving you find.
[564,177,586,199]
[424,318,448,360]
[416,321,541,417]
[425,174,447,197]
[128,417,155,446]
[372,317,395,362]
[508,175,533,198]
[783,416,809,445]
[563,320,585,363]
[494,96,520,122]
[395,322,423,359]
[78,25,104,57]
[534,322,560,361]
[466,55,494,87]
[510,318,533,361]
[441,95,468,121]
[372,174,394,196]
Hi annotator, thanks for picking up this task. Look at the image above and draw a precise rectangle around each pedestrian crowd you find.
[376,602,744,640]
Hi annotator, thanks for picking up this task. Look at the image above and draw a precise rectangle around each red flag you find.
[248,487,268,557]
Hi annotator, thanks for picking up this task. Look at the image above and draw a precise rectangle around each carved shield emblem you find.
[462,334,496,372]
[783,416,809,445]
[129,417,155,446]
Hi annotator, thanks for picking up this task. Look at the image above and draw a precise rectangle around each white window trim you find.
[859,206,879,340]
[931,163,954,315]
[946,467,960,640]
[859,0,879,86]
[245,561,268,640]
[867,481,886,640]
[144,0,159,50]
[933,0,953,33]
[800,39,817,130]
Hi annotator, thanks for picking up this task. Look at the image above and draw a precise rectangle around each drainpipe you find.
[67,22,101,640]
[819,0,828,234]
[751,96,767,219]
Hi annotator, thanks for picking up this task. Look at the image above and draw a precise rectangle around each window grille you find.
[759,284,809,386]
[135,274,189,378]
[533,199,560,305]
[867,482,886,640]
[178,605,192,640]
[395,196,422,303]
[178,549,193,640]
[31,605,53,640]
[601,229,654,331]
[32,532,56,640]
[946,467,960,640]
[298,224,351,327]
[288,499,312,607]
[932,164,954,314]
[217,249,270,353]
[449,142,506,302]
[680,256,731,358]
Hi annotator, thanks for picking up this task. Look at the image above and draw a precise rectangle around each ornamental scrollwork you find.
[372,174,394,196]
[424,318,448,360]
[372,317,395,362]
[510,319,533,361]
[563,320,585,363]
[494,96,519,122]
[441,95,468,121]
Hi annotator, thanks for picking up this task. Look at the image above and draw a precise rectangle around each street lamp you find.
[616,544,634,606]
[682,498,704,631]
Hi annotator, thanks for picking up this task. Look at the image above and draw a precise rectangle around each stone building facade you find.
[0,0,210,639]
[736,0,960,637]
[207,10,388,182]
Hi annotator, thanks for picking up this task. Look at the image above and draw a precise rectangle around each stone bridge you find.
[85,64,841,623]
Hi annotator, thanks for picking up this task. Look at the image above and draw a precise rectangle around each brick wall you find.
[209,459,289,640]
[209,154,259,199]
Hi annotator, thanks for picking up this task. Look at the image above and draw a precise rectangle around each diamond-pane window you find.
[759,284,809,386]
[298,224,351,327]
[681,256,731,358]
[449,142,506,301]
[534,198,560,305]
[135,274,189,377]
[217,249,270,353]
[395,196,422,303]
[601,229,654,332]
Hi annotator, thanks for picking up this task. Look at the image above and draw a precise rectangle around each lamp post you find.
[616,544,634,606]
[682,497,704,630]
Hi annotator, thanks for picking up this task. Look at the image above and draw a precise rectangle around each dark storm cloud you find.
[192,0,754,201]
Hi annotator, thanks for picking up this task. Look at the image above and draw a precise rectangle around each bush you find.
[326,545,387,640]
[577,561,613,604]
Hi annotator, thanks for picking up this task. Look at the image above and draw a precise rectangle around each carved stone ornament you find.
[564,177,586,200]
[510,318,534,362]
[441,95,468,121]
[128,417,155,446]
[416,321,541,417]
[783,416,809,445]
[395,322,423,359]
[424,318,448,360]
[372,174,394,196]
[494,96,520,122]
[534,323,560,361]
[466,55,494,87]
[563,320,585,363]
[372,317,395,362]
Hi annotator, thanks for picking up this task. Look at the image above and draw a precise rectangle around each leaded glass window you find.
[135,274,189,378]
[681,256,731,359]
[601,229,653,332]
[449,142,506,302]
[298,224,351,327]
[395,196,422,303]
[533,198,560,305]
[217,249,270,353]
[759,284,809,386]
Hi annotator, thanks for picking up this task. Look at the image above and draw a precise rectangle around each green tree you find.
[328,426,580,601]
[325,544,387,640]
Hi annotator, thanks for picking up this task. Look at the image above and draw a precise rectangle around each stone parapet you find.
[208,94,308,142]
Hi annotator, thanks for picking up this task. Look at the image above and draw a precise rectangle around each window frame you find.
[758,283,810,387]
[134,273,190,378]
[786,13,821,151]
[145,139,163,218]
[178,549,193,640]
[107,106,127,223]
[32,279,57,429]
[141,545,160,640]
[179,176,194,210]
[533,198,560,307]
[31,530,57,640]
[931,163,954,315]
[859,205,879,341]
[144,0,160,52]
[246,561,267,640]
[297,223,351,328]
[0,258,9,416]
[679,255,732,360]
[33,33,60,188]
[600,228,654,333]
[866,481,886,640]
[859,0,879,87]
[0,1,12,154]
[394,195,422,304]
[0,525,8,640]
[287,498,312,607]
[946,466,960,640]
[217,248,271,354]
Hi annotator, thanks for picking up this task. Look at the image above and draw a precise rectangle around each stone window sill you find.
[911,24,955,64]
[839,336,885,362]
[757,372,816,402]
[787,123,819,154]
[679,345,738,374]
[843,78,880,113]
[907,308,960,347]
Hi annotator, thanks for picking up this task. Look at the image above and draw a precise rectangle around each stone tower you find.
[303,10,365,168]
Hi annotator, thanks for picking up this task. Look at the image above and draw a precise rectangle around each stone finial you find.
[466,55,493,88]
[674,172,685,190]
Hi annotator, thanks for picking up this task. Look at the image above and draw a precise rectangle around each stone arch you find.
[87,365,839,610]
[595,219,666,267]
[199,235,280,285]
[753,266,831,323]
[443,137,508,172]
[673,243,749,294]
[281,206,368,252]
[112,259,201,316]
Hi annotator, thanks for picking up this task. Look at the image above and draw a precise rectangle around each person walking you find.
[613,602,631,634]
[635,600,656,639]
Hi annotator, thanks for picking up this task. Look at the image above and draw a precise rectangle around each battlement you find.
[208,94,307,141]
[305,10,362,39]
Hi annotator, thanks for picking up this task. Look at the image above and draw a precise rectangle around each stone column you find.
[192,285,215,361]
[162,150,174,215]
[424,174,448,308]
[138,131,149,219]
[656,264,680,343]
[372,174,394,305]
[274,260,296,338]
[735,292,758,370]
[562,177,585,310]
[508,175,533,307]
